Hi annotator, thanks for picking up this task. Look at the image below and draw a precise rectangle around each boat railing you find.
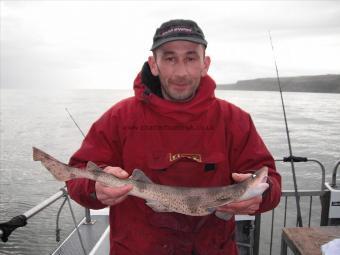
[248,157,333,255]
[331,160,340,187]
[0,188,68,242]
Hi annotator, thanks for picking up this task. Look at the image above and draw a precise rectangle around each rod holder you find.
[0,215,27,242]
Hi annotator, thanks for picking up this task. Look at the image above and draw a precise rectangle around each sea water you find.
[0,89,339,254]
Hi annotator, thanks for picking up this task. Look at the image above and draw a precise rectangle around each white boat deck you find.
[52,209,110,255]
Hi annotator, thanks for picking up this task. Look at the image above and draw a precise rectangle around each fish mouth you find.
[255,166,268,184]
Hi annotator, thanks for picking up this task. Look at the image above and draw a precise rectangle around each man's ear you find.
[148,56,159,76]
[201,56,211,77]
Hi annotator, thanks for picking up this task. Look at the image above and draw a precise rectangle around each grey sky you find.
[1,0,339,89]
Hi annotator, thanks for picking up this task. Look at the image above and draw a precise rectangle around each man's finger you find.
[231,173,251,182]
[95,183,133,206]
[101,193,130,206]
[103,166,129,178]
[98,166,130,188]
[217,196,262,213]
[97,183,133,198]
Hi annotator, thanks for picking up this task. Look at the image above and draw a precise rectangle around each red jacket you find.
[66,65,281,255]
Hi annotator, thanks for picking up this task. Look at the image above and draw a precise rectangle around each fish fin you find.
[215,211,233,221]
[203,197,234,209]
[145,200,172,213]
[86,161,101,172]
[129,169,153,183]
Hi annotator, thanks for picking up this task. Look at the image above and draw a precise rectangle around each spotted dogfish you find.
[33,147,269,221]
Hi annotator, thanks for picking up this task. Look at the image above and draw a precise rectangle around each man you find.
[67,19,281,255]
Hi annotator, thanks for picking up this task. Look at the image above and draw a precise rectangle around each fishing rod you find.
[65,108,86,138]
[268,31,303,227]
[60,108,89,255]
[65,108,94,226]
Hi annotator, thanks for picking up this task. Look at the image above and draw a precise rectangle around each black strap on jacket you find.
[141,62,163,98]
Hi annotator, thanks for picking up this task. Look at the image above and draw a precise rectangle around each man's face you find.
[148,41,211,102]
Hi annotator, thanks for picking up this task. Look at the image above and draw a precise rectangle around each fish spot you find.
[207,208,215,213]
[186,196,201,214]
[91,168,102,178]
[220,195,232,201]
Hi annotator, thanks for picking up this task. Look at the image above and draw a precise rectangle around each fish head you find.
[251,166,268,186]
[239,166,269,200]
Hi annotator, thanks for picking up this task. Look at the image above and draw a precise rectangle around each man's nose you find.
[173,61,189,77]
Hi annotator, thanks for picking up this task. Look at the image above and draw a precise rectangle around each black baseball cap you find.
[151,19,208,51]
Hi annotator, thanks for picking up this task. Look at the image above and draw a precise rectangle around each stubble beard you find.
[160,78,200,102]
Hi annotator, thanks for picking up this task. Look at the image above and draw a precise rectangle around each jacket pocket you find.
[146,150,229,187]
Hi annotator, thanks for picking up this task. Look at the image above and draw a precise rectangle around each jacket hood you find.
[133,62,217,122]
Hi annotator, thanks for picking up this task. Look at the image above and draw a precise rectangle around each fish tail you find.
[33,147,56,161]
[33,146,45,161]
[32,147,75,182]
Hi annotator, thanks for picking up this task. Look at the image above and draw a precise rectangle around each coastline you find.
[217,74,340,94]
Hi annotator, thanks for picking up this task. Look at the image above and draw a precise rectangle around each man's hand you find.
[217,173,263,215]
[95,166,133,206]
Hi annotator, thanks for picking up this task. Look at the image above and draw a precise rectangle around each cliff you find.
[217,74,340,93]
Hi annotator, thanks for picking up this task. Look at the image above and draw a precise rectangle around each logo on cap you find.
[161,27,193,36]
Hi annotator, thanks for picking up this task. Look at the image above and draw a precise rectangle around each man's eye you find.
[165,57,175,62]
[186,57,198,62]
